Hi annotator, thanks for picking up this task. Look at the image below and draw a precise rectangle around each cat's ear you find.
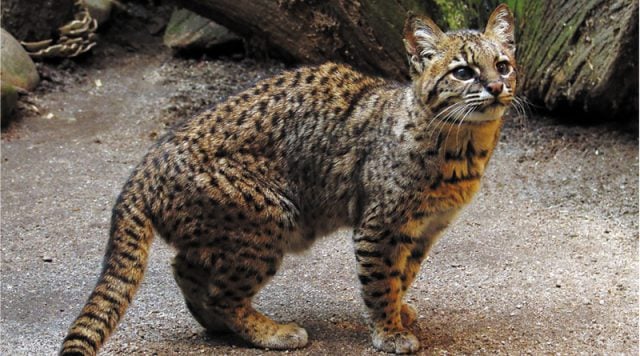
[484,4,516,54]
[403,13,444,75]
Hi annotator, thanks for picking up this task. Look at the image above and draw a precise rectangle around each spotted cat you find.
[61,4,516,355]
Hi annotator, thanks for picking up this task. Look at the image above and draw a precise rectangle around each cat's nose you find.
[485,81,504,96]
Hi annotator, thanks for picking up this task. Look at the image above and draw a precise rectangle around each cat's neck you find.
[386,86,503,166]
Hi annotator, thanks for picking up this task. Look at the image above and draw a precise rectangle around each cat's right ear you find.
[403,13,445,75]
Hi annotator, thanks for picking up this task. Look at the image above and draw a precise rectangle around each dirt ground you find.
[1,9,638,356]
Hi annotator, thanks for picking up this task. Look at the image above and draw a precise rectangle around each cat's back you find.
[172,63,386,151]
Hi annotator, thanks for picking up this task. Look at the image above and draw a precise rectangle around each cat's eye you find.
[451,67,475,81]
[496,61,511,75]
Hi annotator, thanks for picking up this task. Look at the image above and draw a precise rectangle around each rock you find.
[163,8,241,51]
[0,0,75,41]
[0,28,39,91]
[1,81,18,126]
[84,0,112,26]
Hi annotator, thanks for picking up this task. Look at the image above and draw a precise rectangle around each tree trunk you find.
[512,0,638,118]
[177,0,638,120]
[178,0,427,79]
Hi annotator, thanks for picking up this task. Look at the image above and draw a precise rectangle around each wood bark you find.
[177,0,637,120]
[178,0,433,79]
[512,0,638,118]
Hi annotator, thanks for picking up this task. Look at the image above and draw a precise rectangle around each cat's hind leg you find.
[209,232,308,350]
[169,161,308,349]
[222,302,308,349]
[172,254,230,333]
[172,230,308,350]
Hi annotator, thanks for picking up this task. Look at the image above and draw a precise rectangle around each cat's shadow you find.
[173,312,464,352]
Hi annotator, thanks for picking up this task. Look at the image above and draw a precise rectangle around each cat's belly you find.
[285,214,350,253]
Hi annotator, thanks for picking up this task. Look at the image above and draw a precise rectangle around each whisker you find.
[453,103,478,144]
[427,102,466,138]
[509,96,533,128]
[438,103,468,138]
[441,103,473,145]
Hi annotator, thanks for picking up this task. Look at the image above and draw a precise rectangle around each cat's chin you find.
[462,105,506,122]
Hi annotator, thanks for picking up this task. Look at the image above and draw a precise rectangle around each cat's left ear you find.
[484,4,516,54]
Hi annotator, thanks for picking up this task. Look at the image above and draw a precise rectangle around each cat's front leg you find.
[353,228,421,354]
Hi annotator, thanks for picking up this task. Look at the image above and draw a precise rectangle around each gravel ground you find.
[1,11,638,356]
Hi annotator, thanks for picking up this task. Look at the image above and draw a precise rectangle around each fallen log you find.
[177,0,639,120]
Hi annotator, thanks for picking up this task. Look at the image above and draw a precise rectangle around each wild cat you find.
[61,4,516,355]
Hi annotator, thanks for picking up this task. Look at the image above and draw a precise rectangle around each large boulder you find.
[0,28,40,91]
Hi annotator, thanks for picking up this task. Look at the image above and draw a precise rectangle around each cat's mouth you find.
[482,95,513,109]
[438,97,511,123]
[459,100,507,122]
[480,101,506,113]
[484,101,504,109]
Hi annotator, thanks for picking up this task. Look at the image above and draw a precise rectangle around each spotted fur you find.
[61,5,516,355]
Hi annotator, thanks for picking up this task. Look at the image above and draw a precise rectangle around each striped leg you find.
[354,230,420,354]
[172,254,229,333]
[171,234,307,350]
[397,212,456,328]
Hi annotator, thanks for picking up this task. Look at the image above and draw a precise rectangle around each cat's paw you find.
[401,303,417,327]
[372,328,420,354]
[261,322,308,349]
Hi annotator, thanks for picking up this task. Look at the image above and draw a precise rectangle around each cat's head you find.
[403,4,516,122]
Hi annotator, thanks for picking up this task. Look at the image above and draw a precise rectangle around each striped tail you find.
[60,188,154,356]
